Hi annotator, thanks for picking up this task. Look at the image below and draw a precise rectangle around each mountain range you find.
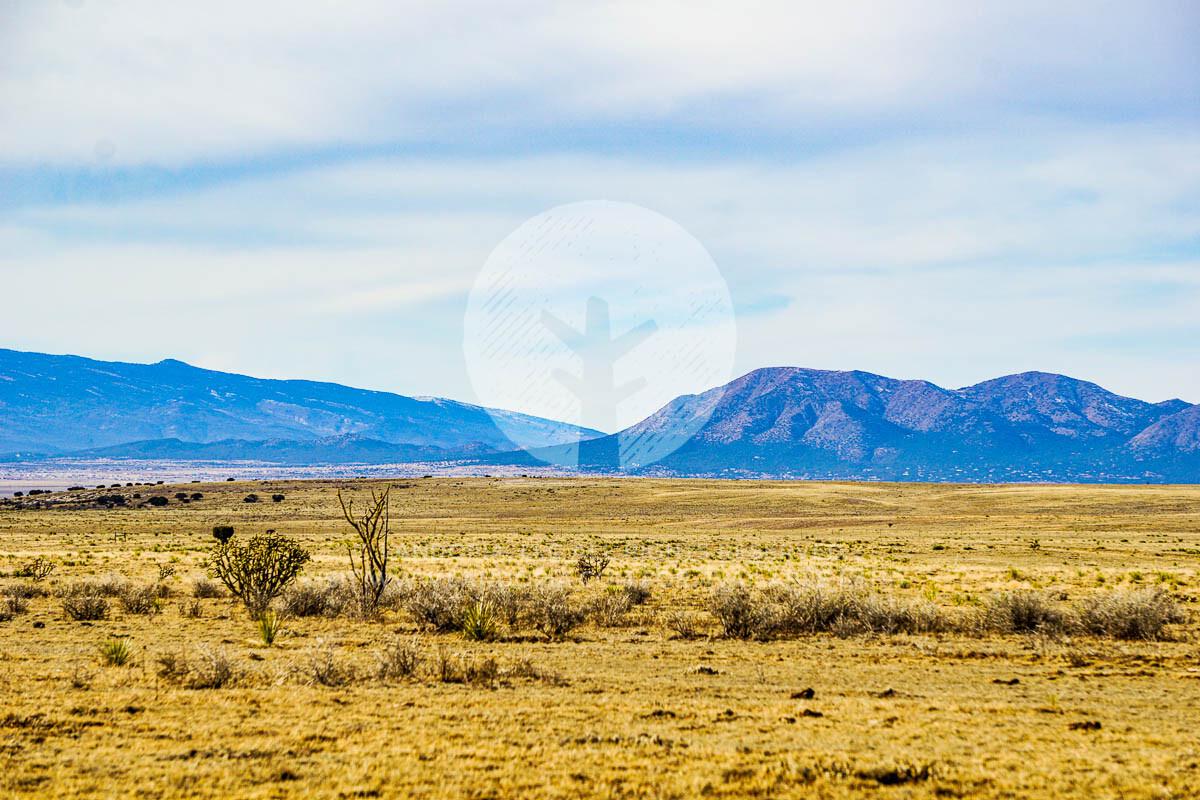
[1,348,1197,482]
[0,348,598,460]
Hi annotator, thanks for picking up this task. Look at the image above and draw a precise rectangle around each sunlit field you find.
[2,478,1198,799]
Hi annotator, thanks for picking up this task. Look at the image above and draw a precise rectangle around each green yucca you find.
[256,610,283,646]
[100,638,132,666]
[461,600,498,642]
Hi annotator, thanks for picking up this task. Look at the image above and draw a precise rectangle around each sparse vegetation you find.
[2,478,1199,799]
[208,531,311,617]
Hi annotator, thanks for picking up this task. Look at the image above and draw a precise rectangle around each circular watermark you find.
[463,200,736,470]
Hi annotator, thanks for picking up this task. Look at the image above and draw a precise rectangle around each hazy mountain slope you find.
[572,368,1196,481]
[0,349,599,455]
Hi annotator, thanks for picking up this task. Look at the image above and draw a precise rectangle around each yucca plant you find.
[256,610,283,646]
[461,600,498,642]
[99,638,132,666]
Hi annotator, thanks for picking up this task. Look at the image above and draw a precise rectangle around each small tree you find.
[575,552,610,584]
[339,486,392,618]
[209,532,311,617]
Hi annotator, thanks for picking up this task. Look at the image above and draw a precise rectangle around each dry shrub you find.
[588,591,634,627]
[435,649,499,686]
[280,577,353,618]
[621,580,652,606]
[665,609,706,639]
[60,583,111,621]
[156,647,239,689]
[710,578,952,640]
[120,583,163,615]
[1077,588,1186,640]
[707,583,769,639]
[4,582,48,600]
[1,593,29,621]
[405,577,476,632]
[376,636,422,681]
[982,592,1070,635]
[309,641,352,687]
[191,578,225,599]
[482,582,529,628]
[525,584,585,640]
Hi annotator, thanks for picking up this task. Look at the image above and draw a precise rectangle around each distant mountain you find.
[0,349,599,458]
[3,349,1197,482]
[546,368,1199,482]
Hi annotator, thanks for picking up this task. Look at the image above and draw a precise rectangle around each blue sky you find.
[1,0,1198,410]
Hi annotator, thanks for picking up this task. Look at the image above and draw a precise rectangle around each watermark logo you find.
[463,200,736,470]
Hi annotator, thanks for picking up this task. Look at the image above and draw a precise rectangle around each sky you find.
[1,0,1198,422]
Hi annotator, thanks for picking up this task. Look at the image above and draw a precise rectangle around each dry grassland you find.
[1,478,1198,798]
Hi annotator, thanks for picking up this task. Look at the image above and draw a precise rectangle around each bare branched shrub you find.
[2,592,30,620]
[982,592,1070,635]
[406,577,476,632]
[708,583,769,639]
[309,640,352,687]
[280,577,353,618]
[1077,588,1186,640]
[60,583,111,621]
[665,610,705,640]
[435,649,499,686]
[588,591,634,627]
[178,598,203,618]
[525,584,585,640]
[376,636,422,681]
[621,580,652,606]
[575,552,610,584]
[768,578,950,637]
[208,532,311,617]
[482,582,528,628]
[120,583,163,615]
[339,487,392,618]
[192,578,225,599]
[192,648,238,688]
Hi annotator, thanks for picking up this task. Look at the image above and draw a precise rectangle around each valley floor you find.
[1,478,1198,798]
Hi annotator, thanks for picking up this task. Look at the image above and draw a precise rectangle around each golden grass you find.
[1,477,1199,798]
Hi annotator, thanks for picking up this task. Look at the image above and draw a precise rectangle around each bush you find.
[272,494,285,503]
[192,578,225,599]
[208,532,311,617]
[146,496,169,507]
[376,636,422,681]
[765,577,950,637]
[621,580,652,606]
[525,584,585,640]
[211,526,235,545]
[119,583,163,615]
[983,592,1069,635]
[61,584,111,621]
[280,577,353,618]
[588,591,633,627]
[1,593,30,622]
[406,577,476,632]
[309,641,351,687]
[158,647,239,689]
[243,494,259,504]
[665,610,705,639]
[708,583,769,639]
[1077,588,1186,640]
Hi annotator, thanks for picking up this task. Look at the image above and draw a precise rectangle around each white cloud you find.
[0,0,1195,164]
